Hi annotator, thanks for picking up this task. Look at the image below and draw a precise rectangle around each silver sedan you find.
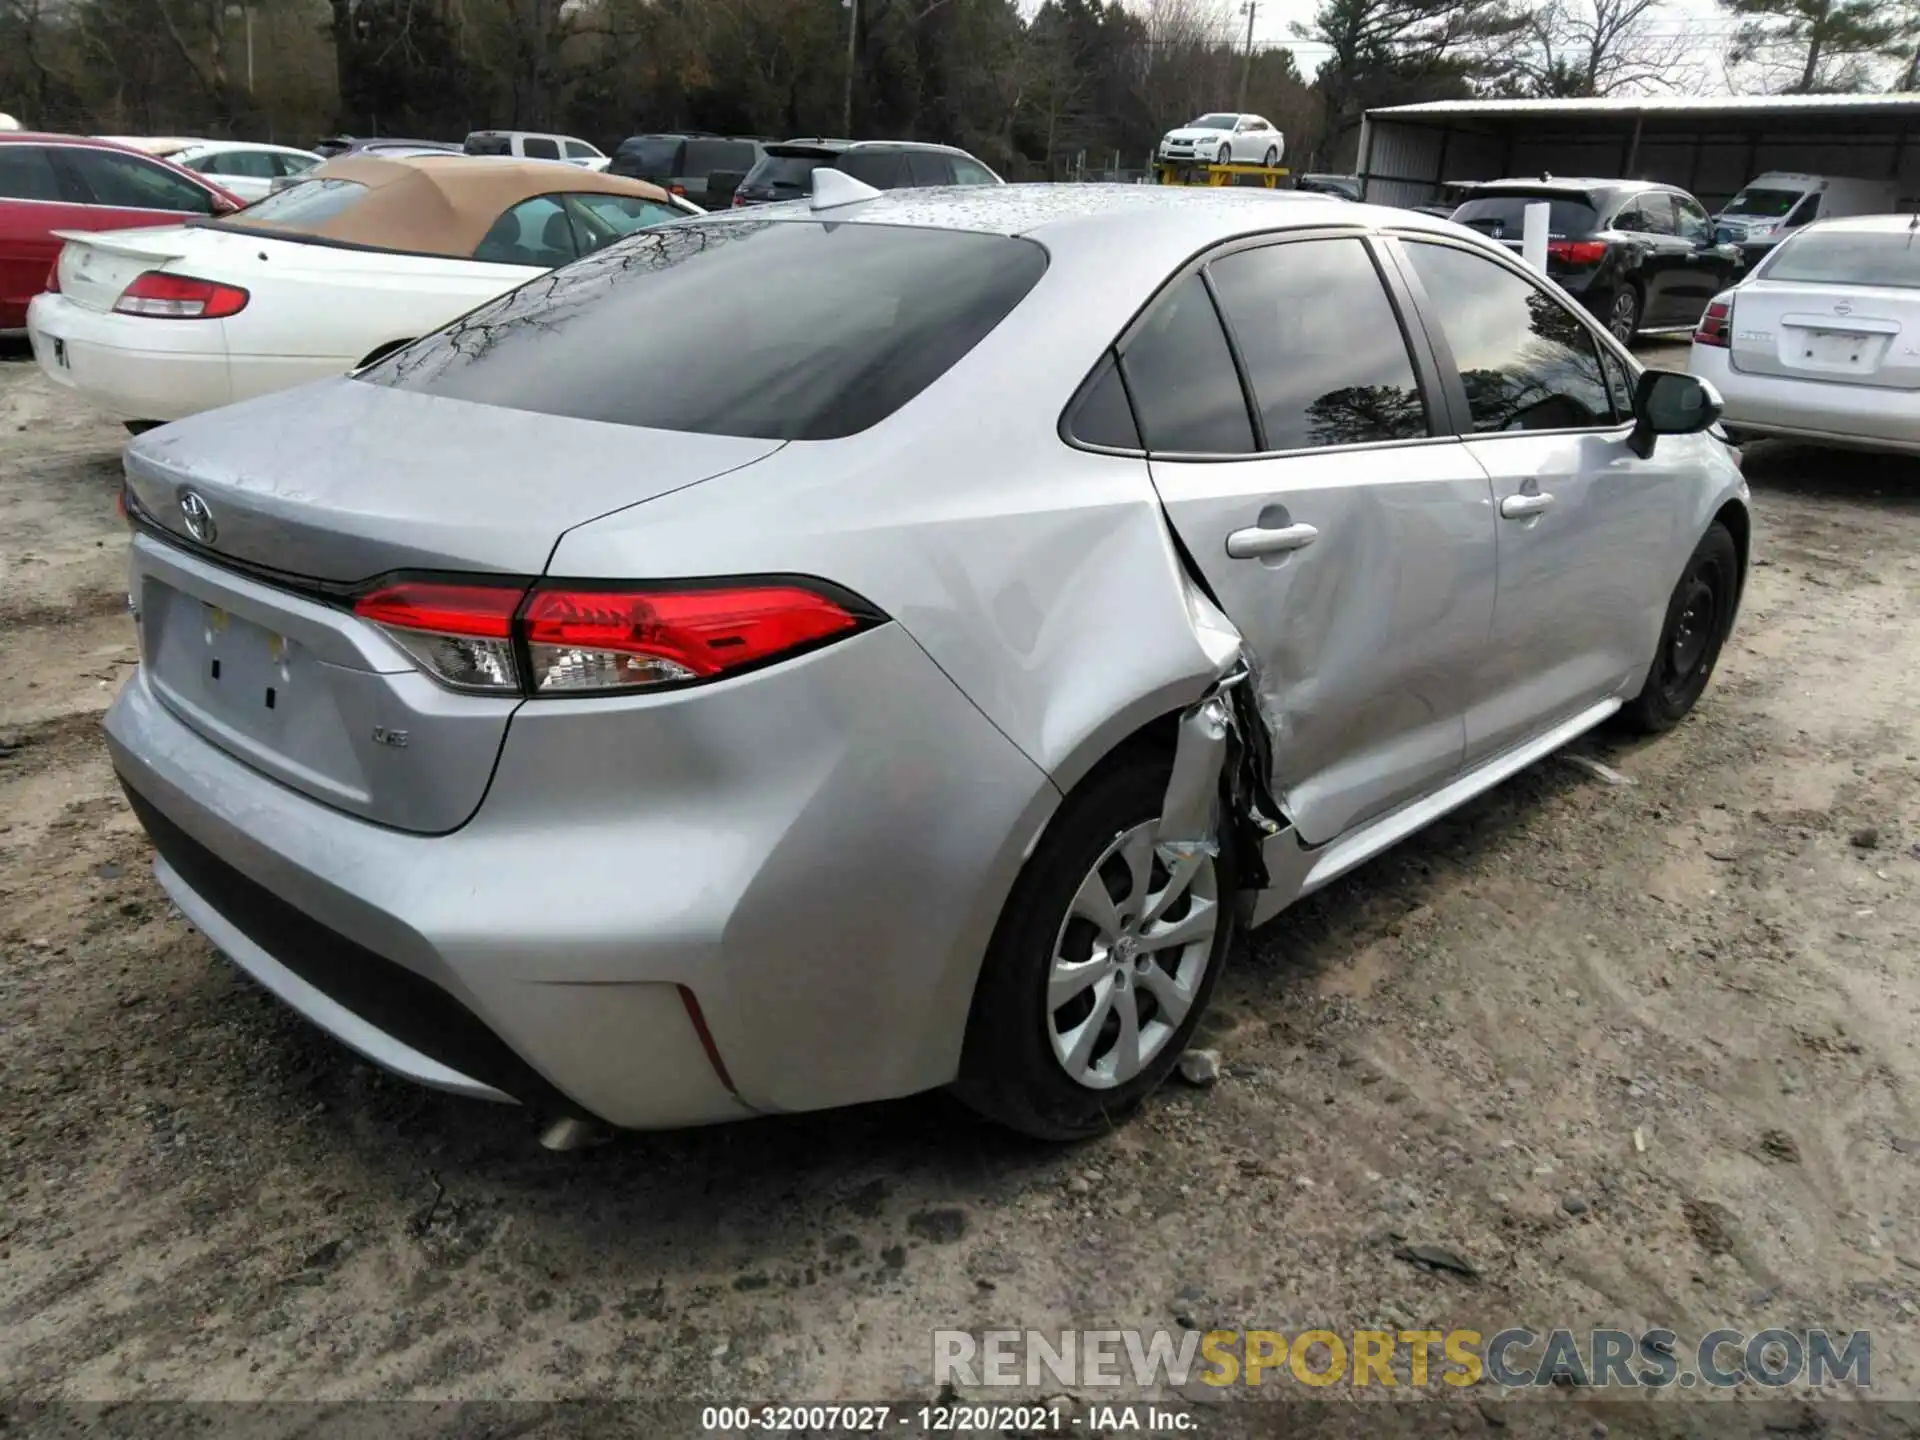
[106,179,1748,1143]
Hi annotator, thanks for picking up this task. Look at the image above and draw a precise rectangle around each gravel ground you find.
[3,342,1919,1435]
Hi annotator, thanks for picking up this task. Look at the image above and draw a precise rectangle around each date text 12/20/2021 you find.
[700,1405,1194,1432]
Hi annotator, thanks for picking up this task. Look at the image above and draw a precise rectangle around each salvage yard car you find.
[1157,113,1285,168]
[104,178,1749,1145]
[26,154,695,428]
[1689,214,1920,455]
[1450,177,1742,343]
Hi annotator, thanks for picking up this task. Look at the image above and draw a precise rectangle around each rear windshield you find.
[1451,193,1599,238]
[684,139,757,176]
[465,134,513,156]
[1763,229,1920,288]
[361,219,1048,439]
[221,178,368,226]
[611,137,682,176]
[1725,187,1803,218]
[746,153,829,193]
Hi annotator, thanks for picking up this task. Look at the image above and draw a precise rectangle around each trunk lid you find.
[124,380,784,833]
[125,378,785,582]
[1727,283,1920,391]
[53,226,193,313]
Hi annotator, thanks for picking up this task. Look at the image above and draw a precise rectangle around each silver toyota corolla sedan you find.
[105,179,1750,1143]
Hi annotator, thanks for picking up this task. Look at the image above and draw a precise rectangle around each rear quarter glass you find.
[360,219,1048,441]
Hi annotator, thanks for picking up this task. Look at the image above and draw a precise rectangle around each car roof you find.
[685,183,1463,275]
[1466,176,1678,200]
[0,131,188,152]
[1794,212,1920,235]
[174,140,316,156]
[770,138,974,156]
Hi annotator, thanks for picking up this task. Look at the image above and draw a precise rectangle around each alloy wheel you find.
[1046,821,1220,1090]
[1609,289,1639,344]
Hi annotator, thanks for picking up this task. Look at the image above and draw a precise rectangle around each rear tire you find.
[954,754,1237,1141]
[1620,521,1739,734]
[1603,284,1641,345]
[1263,146,1278,168]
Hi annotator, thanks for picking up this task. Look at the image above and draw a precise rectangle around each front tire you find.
[954,755,1236,1141]
[1263,146,1278,168]
[1620,521,1739,733]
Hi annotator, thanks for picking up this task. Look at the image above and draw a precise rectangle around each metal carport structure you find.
[1356,94,1920,212]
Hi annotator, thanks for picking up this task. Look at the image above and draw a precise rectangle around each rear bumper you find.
[1690,343,1920,454]
[28,292,233,421]
[105,618,1057,1130]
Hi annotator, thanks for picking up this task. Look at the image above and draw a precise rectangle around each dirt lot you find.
[3,341,1918,1431]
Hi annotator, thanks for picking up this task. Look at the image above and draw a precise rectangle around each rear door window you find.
[207,149,278,179]
[364,220,1047,440]
[1118,272,1255,455]
[59,148,215,212]
[564,140,599,160]
[1206,237,1427,451]
[0,144,62,201]
[951,156,998,186]
[907,151,953,186]
[838,150,910,188]
[1633,193,1677,235]
[273,153,320,178]
[473,195,579,267]
[521,137,561,160]
[1402,241,1613,433]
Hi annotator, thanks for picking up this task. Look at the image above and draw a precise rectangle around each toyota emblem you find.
[179,491,217,545]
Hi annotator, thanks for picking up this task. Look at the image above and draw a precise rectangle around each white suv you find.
[1157,114,1284,167]
[464,130,608,171]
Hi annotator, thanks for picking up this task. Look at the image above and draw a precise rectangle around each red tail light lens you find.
[523,585,862,693]
[113,271,250,320]
[1546,240,1608,265]
[352,578,873,696]
[353,581,522,693]
[1694,298,1732,348]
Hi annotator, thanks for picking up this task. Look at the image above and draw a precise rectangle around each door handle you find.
[1500,492,1554,519]
[1226,521,1319,559]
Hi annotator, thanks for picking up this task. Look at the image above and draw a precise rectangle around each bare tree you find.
[1524,0,1697,95]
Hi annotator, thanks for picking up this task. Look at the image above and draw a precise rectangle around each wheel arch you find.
[1713,494,1751,599]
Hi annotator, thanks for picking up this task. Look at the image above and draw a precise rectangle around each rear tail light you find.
[670,183,687,197]
[113,271,250,319]
[352,577,874,696]
[1546,239,1608,265]
[1694,298,1732,348]
[732,194,746,207]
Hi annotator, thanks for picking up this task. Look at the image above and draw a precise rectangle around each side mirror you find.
[1629,369,1723,459]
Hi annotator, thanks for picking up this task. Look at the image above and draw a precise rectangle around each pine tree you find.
[1722,0,1911,93]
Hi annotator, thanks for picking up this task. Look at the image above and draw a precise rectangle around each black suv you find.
[731,139,1002,207]
[606,134,766,210]
[1448,178,1743,343]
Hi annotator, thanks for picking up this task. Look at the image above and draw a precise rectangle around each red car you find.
[0,133,244,332]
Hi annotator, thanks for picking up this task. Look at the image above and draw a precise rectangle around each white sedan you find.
[170,141,324,203]
[27,155,696,428]
[1688,214,1920,456]
[1157,113,1285,168]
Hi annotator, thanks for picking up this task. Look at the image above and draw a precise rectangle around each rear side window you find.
[1402,241,1612,433]
[0,144,61,201]
[685,140,756,176]
[473,195,577,267]
[564,192,682,251]
[839,151,910,188]
[1452,193,1598,239]
[60,148,215,213]
[564,140,598,160]
[1118,272,1255,455]
[1067,353,1142,450]
[1764,230,1920,288]
[1206,238,1426,451]
[745,153,827,194]
[612,137,682,177]
[230,178,367,225]
[465,134,513,156]
[522,137,561,160]
[364,220,1048,440]
[907,152,952,186]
